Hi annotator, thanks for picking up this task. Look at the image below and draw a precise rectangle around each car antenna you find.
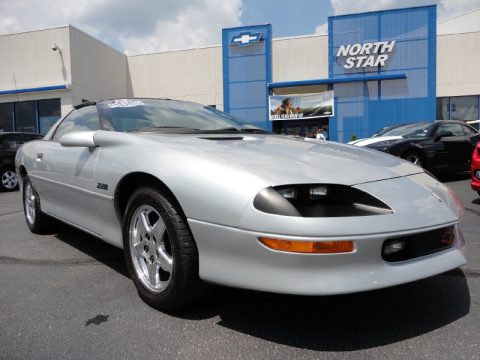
[13,72,21,103]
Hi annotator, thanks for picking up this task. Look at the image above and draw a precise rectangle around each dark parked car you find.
[366,121,479,174]
[1,132,43,191]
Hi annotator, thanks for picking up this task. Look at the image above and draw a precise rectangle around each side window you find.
[436,124,465,137]
[52,106,100,142]
[24,135,43,143]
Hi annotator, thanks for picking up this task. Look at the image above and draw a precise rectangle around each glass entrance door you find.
[272,118,330,139]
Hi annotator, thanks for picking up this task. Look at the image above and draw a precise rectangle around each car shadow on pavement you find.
[177,269,470,351]
[50,222,471,351]
[53,222,129,278]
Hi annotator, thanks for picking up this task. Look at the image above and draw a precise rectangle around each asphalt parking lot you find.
[1,174,479,360]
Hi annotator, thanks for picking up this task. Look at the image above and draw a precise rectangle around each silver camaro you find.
[16,98,467,310]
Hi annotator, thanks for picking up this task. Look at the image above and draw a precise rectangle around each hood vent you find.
[199,137,244,141]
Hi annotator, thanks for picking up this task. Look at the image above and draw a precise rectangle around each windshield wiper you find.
[207,127,270,134]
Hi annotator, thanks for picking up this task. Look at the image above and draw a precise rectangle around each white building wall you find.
[0,26,72,105]
[69,26,128,106]
[438,8,480,35]
[437,31,480,97]
[272,35,328,82]
[127,46,223,109]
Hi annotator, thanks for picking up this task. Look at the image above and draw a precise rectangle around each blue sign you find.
[230,31,262,46]
[222,25,272,131]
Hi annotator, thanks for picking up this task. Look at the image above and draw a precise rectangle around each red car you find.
[472,142,480,196]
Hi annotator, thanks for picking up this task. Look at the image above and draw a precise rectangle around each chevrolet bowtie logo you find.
[231,32,262,46]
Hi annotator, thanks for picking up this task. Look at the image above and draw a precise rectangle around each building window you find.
[0,98,61,134]
[450,96,478,121]
[0,103,14,132]
[38,98,61,135]
[436,96,479,125]
[15,101,37,133]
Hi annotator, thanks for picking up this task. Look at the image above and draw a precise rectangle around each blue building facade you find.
[329,6,436,142]
[222,6,437,142]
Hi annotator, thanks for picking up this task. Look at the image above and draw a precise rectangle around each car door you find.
[433,123,469,171]
[33,105,102,235]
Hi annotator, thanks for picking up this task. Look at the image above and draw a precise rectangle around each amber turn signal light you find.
[258,237,354,254]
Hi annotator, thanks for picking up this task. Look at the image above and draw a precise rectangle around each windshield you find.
[380,123,434,138]
[98,99,265,133]
[371,124,406,137]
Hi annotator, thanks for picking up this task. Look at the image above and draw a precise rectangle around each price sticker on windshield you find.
[108,99,145,108]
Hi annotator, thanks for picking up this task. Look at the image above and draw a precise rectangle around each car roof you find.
[434,120,472,125]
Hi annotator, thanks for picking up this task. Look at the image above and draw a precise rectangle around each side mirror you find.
[60,131,96,147]
[434,131,453,142]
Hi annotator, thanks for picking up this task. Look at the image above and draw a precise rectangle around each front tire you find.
[402,151,424,168]
[1,167,18,192]
[23,176,55,234]
[123,186,204,311]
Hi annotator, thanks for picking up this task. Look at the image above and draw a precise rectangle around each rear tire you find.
[123,186,205,311]
[402,151,424,168]
[23,176,55,234]
[0,167,18,192]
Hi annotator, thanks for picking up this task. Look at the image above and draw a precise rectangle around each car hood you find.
[136,133,423,186]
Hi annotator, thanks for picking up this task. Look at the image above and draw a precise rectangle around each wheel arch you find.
[18,165,28,179]
[114,172,188,223]
[0,163,16,172]
[400,147,427,168]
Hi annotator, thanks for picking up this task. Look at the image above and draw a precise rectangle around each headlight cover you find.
[254,184,393,217]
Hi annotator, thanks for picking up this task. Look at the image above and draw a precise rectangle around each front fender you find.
[93,133,269,228]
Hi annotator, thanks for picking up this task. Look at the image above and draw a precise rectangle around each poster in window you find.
[269,91,334,121]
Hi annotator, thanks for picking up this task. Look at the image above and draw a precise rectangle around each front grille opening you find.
[382,226,455,262]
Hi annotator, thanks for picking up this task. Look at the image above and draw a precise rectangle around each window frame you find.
[51,105,102,142]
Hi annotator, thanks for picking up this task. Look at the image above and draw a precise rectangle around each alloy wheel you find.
[129,205,173,293]
[2,170,18,190]
[24,182,36,224]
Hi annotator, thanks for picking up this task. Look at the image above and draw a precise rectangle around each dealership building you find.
[0,5,479,142]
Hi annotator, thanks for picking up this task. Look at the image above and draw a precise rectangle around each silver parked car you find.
[16,99,466,310]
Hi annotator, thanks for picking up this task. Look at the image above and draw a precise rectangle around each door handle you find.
[36,153,44,161]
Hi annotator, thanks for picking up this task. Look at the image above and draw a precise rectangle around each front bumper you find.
[189,219,466,295]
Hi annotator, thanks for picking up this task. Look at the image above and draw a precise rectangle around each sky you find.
[0,0,479,55]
